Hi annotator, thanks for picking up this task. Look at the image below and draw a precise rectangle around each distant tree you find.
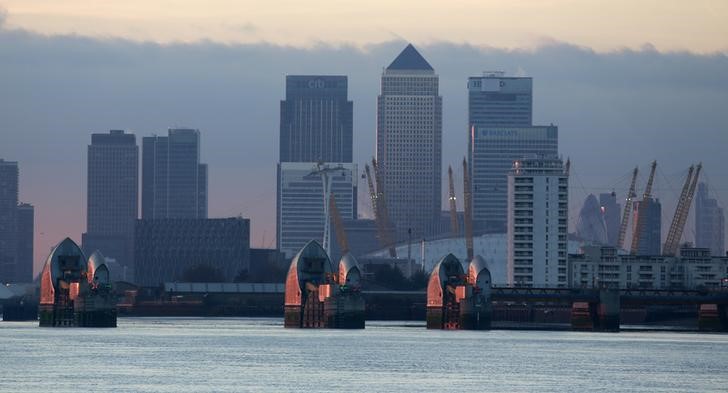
[181,264,224,283]
[407,269,429,290]
[372,264,408,290]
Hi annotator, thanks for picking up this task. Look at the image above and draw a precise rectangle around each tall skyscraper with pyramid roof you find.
[377,44,442,242]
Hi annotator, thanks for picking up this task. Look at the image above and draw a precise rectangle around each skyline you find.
[1,1,728,54]
[1,10,727,275]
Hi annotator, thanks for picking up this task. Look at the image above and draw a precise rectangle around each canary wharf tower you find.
[377,44,442,241]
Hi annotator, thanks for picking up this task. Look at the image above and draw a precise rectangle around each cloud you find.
[0,27,726,270]
[0,6,7,27]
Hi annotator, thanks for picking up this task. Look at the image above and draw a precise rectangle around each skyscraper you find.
[507,156,568,287]
[468,73,533,129]
[82,130,138,276]
[276,76,356,258]
[599,192,621,247]
[695,182,725,256]
[377,43,442,241]
[632,198,662,256]
[280,75,353,163]
[576,194,608,244]
[0,159,19,282]
[142,128,207,219]
[470,126,558,233]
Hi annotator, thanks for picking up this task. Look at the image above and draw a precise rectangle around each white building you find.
[276,162,357,259]
[507,156,568,287]
[570,246,728,289]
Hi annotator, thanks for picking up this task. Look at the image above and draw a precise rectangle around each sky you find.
[0,1,727,275]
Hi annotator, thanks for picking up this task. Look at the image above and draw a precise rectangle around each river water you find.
[1,318,727,392]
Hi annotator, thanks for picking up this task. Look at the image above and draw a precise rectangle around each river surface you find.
[1,318,727,392]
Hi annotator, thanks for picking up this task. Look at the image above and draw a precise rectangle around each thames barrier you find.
[38,238,117,327]
[284,240,365,328]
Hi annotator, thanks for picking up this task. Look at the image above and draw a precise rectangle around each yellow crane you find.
[663,164,702,256]
[448,165,459,236]
[630,161,657,254]
[618,167,639,250]
[329,193,349,255]
[365,159,397,258]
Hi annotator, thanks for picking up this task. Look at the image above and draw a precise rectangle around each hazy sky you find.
[2,1,728,53]
[0,2,727,275]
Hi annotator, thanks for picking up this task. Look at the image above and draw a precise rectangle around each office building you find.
[599,192,621,247]
[468,73,532,129]
[570,245,728,289]
[142,129,207,219]
[506,156,568,287]
[632,198,662,256]
[0,159,19,282]
[280,75,353,163]
[277,162,357,259]
[376,43,442,241]
[576,194,608,244]
[695,182,725,256]
[470,125,558,233]
[134,218,250,286]
[82,130,138,275]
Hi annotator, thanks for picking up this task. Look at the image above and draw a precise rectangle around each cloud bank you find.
[0,26,726,272]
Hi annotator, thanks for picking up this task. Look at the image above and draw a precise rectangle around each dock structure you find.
[284,240,365,329]
[426,254,492,330]
[39,238,117,327]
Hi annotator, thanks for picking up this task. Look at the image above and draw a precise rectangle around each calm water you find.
[1,318,727,392]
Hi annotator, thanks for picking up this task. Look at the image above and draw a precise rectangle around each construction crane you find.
[309,163,348,256]
[372,158,397,258]
[329,193,349,255]
[630,161,657,254]
[462,157,474,261]
[448,165,459,236]
[617,167,639,250]
[663,164,702,256]
[365,160,397,258]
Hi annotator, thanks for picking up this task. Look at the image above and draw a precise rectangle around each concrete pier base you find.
[597,290,620,332]
[459,298,491,330]
[698,304,727,332]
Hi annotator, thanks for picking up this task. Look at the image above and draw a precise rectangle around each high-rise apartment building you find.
[280,75,353,163]
[470,126,558,233]
[277,162,357,259]
[142,129,207,219]
[507,156,568,287]
[82,130,138,274]
[599,192,621,247]
[0,159,19,282]
[632,198,662,256]
[695,182,725,256]
[377,44,442,241]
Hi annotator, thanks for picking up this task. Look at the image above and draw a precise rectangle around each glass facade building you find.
[142,129,207,219]
[470,126,558,233]
[277,162,357,259]
[280,75,353,163]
